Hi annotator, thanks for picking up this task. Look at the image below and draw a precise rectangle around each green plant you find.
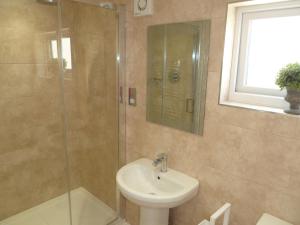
[276,63,300,90]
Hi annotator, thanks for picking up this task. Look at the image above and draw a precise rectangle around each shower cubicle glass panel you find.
[0,1,71,225]
[0,1,122,225]
[60,0,120,225]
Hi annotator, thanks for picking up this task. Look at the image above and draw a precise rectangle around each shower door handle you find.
[119,86,123,104]
[186,98,194,113]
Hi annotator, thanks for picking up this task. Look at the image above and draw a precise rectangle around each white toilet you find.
[199,209,294,225]
[257,214,293,225]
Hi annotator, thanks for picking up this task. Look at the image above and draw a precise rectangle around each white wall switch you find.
[128,88,137,106]
[134,0,153,17]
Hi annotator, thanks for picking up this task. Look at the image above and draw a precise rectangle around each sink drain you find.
[148,192,156,195]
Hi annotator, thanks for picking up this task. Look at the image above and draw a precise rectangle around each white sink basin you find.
[116,158,199,225]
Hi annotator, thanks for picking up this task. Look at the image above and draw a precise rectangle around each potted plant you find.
[276,63,300,115]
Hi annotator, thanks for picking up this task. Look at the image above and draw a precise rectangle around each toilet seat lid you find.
[257,214,293,225]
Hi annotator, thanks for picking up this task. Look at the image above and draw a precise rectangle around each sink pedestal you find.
[140,207,169,225]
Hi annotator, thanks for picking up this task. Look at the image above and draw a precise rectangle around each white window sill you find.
[219,100,300,117]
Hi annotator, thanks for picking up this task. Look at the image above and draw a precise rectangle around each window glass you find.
[244,15,300,90]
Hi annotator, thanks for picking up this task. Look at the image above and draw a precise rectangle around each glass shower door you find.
[0,1,122,224]
[59,1,120,225]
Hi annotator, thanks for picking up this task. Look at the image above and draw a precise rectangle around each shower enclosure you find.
[0,1,125,225]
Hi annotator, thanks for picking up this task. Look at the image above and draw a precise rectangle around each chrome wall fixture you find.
[36,0,57,5]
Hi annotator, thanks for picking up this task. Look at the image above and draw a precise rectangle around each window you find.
[220,0,300,111]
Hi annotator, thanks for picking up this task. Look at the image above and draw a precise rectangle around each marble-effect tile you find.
[124,0,300,225]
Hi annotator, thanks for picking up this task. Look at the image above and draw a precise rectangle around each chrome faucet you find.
[152,153,168,172]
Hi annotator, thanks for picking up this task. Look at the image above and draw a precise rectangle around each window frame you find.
[220,0,300,110]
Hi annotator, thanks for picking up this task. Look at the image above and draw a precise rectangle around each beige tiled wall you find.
[124,0,300,225]
[0,1,69,220]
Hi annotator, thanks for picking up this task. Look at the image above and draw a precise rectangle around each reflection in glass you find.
[51,37,72,70]
[147,21,211,135]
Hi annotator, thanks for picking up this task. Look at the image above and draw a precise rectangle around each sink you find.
[116,158,199,225]
[116,158,199,208]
